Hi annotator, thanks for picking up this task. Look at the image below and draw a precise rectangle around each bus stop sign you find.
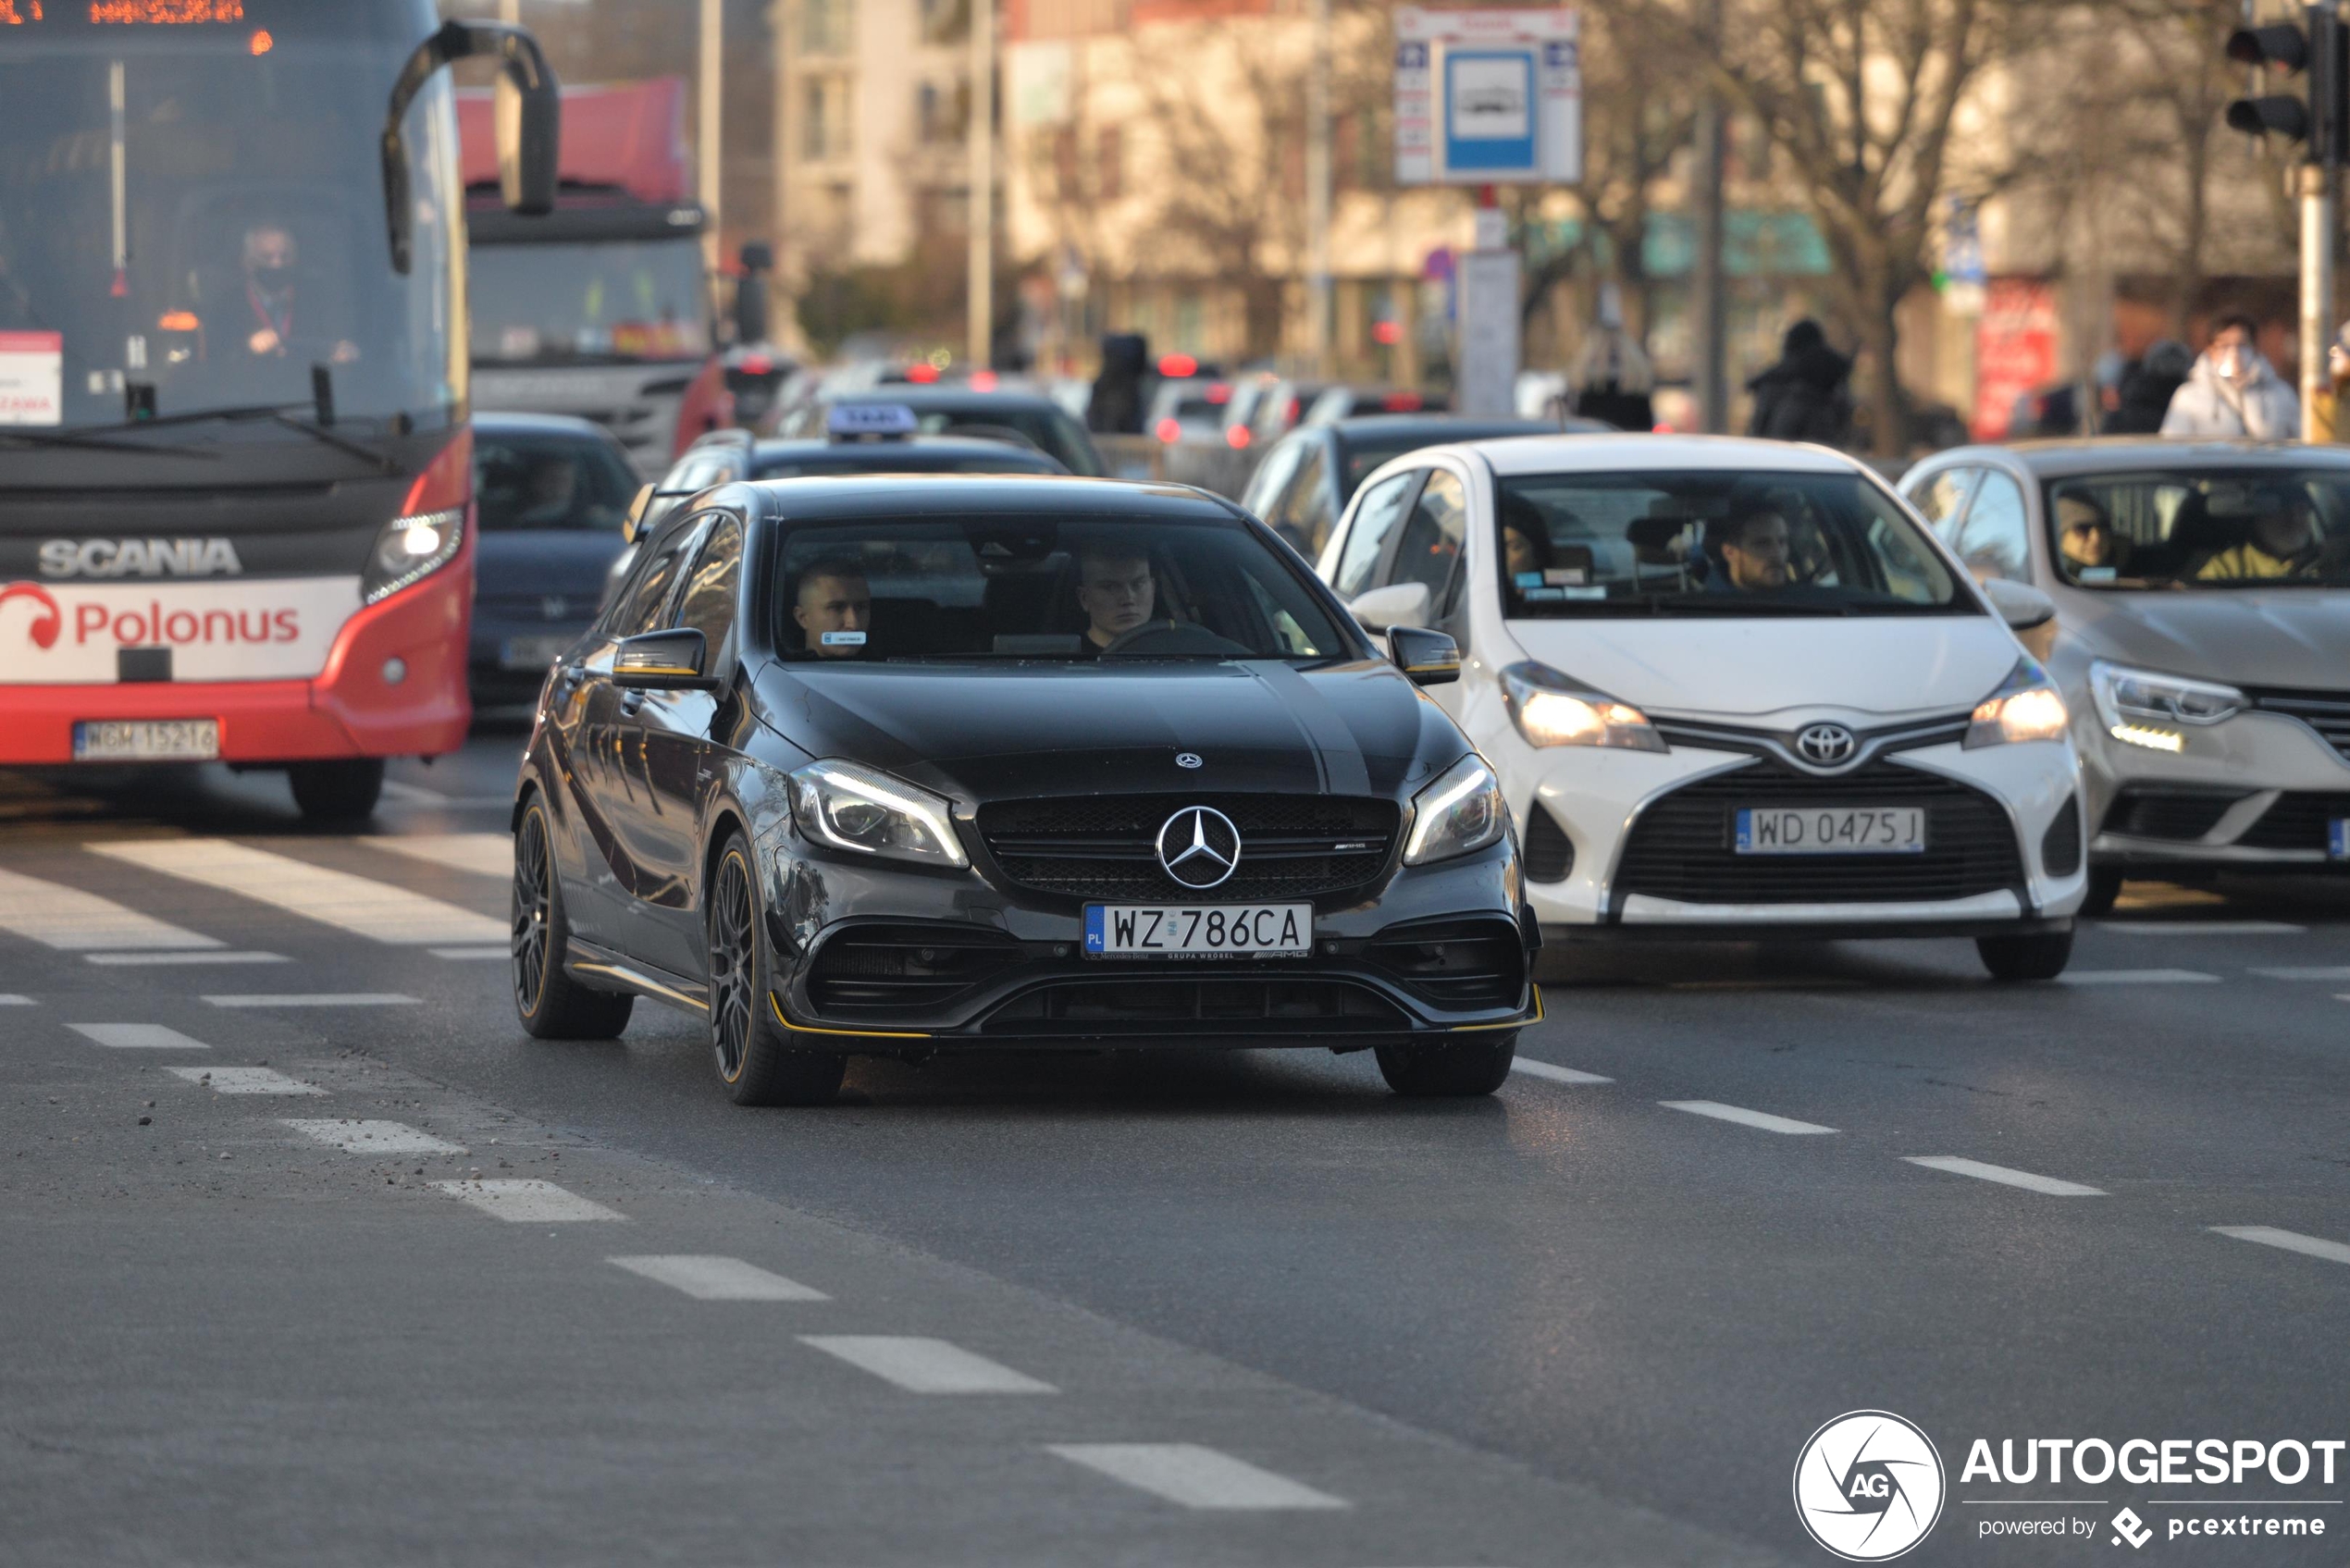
[1395,8,1579,185]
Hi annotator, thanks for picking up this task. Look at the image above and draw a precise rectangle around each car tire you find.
[1976,930,2074,982]
[2080,866,2122,917]
[512,793,634,1040]
[1373,1031,1518,1097]
[288,758,384,822]
[707,829,846,1107]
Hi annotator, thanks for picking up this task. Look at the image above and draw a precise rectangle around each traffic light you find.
[2227,5,2347,167]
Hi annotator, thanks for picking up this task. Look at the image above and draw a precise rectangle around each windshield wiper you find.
[83,400,396,475]
[0,426,216,458]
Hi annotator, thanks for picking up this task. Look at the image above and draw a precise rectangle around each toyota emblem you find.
[1156,806,1242,890]
[1795,723,1858,765]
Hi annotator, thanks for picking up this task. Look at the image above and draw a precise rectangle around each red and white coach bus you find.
[0,1,556,821]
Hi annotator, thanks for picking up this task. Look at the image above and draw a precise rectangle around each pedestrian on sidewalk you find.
[2104,340,2192,435]
[1566,283,1655,432]
[2160,315,2297,439]
[1744,319,1854,447]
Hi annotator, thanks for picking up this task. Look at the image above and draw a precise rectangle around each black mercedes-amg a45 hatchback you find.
[509,475,1539,1105]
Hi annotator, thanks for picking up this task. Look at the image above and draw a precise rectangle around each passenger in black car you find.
[793,558,872,658]
[1075,547,1159,648]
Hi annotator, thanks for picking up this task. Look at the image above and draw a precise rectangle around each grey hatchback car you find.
[1901,439,2350,910]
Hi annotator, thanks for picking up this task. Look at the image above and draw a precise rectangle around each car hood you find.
[1502,614,2022,723]
[752,659,1453,802]
[2056,587,2350,688]
[473,530,632,605]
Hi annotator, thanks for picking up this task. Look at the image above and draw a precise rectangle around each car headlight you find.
[362,507,464,604]
[1403,753,1507,866]
[1963,657,2070,748]
[2088,660,2241,753]
[787,760,969,868]
[1500,661,1666,752]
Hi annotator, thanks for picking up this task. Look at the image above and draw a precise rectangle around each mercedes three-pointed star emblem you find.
[1156,806,1242,890]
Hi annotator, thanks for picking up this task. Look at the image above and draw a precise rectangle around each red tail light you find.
[1373,321,1403,345]
[740,352,773,376]
[1155,417,1181,443]
[1157,352,1198,377]
[1225,425,1252,450]
[906,363,941,384]
[400,426,473,516]
[970,369,1000,390]
[1205,382,1231,404]
[1382,392,1423,412]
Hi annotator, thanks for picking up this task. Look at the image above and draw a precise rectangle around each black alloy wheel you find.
[288,758,384,822]
[511,795,633,1039]
[707,831,847,1106]
[1373,1030,1518,1097]
[1977,928,2075,982]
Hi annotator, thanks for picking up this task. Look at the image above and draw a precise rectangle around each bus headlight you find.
[362,507,464,604]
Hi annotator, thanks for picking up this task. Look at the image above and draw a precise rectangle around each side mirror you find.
[1388,625,1459,686]
[622,483,655,545]
[1980,577,2057,632]
[382,20,561,272]
[613,627,717,690]
[1349,580,1432,632]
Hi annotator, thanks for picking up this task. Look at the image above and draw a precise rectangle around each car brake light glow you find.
[1206,383,1231,403]
[1155,417,1181,443]
[970,369,1000,391]
[1225,425,1252,449]
[1158,353,1198,377]
[1383,392,1423,412]
[905,363,941,384]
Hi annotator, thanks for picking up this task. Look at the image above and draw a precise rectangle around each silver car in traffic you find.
[1901,439,2350,911]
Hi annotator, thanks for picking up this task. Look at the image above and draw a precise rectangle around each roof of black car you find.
[822,386,1062,412]
[747,436,1063,470]
[1327,414,1558,441]
[742,474,1235,523]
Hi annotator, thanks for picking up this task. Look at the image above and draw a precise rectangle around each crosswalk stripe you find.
[2056,969,2220,985]
[166,1067,324,1095]
[68,1022,208,1050]
[608,1255,830,1301]
[204,994,419,1007]
[0,865,221,951]
[362,833,513,880]
[89,839,503,945]
[281,1119,465,1154]
[0,995,35,1006]
[84,951,286,967]
[800,1336,1055,1394]
[1045,1444,1348,1510]
[2251,966,2350,982]
[430,1179,624,1223]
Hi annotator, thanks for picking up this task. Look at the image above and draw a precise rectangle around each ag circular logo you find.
[1793,1410,1946,1561]
[1795,722,1858,765]
[1156,805,1242,890]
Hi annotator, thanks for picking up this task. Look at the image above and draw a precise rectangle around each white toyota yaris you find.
[1315,435,2088,979]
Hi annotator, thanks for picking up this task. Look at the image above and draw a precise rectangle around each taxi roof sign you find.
[828,402,921,439]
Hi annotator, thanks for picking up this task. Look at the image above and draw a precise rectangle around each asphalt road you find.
[6,732,2347,1568]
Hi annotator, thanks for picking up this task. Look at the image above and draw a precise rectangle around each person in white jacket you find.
[2161,315,2299,439]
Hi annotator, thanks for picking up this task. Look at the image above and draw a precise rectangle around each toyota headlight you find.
[2089,661,2241,752]
[788,760,969,868]
[1403,753,1507,866]
[1963,657,2070,748]
[1500,661,1666,752]
[362,507,464,604]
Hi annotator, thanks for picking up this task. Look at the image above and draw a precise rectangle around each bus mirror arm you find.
[381,19,562,275]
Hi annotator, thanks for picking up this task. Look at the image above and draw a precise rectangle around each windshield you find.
[475,430,638,531]
[1495,470,1968,617]
[773,516,1352,661]
[2045,469,2350,589]
[1342,427,1542,494]
[468,239,707,364]
[0,3,463,431]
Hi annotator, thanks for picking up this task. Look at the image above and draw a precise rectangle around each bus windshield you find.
[0,3,462,433]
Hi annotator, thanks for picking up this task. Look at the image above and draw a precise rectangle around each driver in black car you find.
[793,559,872,658]
[1074,546,1161,649]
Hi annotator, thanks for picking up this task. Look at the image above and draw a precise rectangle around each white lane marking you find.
[428,945,511,961]
[90,839,504,945]
[1659,1099,1836,1135]
[362,833,512,880]
[2056,969,2220,985]
[608,1255,830,1302]
[431,1179,624,1223]
[1045,1444,1348,1511]
[1903,1155,2108,1196]
[281,1118,466,1154]
[379,781,449,804]
[84,950,287,967]
[0,995,33,1006]
[68,1022,208,1050]
[2211,1226,2350,1266]
[1511,1058,1614,1085]
[0,865,221,951]
[798,1336,1056,1394]
[204,994,419,1007]
[2252,966,2350,982]
[2097,920,2306,935]
[166,1067,324,1096]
